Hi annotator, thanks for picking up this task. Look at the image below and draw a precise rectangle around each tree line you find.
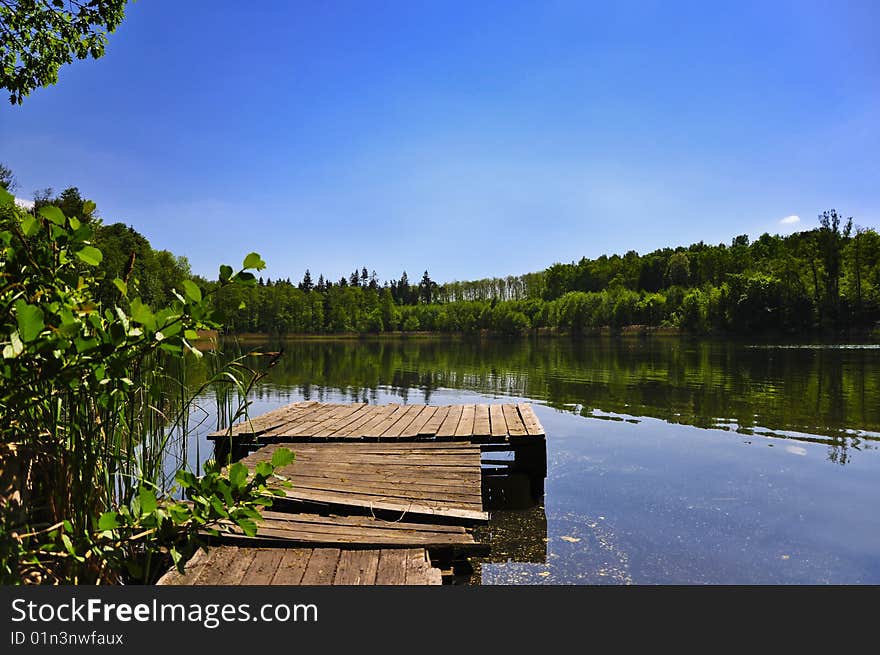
[4,165,878,336]
[208,211,880,336]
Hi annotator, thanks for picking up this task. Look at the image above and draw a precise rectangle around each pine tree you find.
[299,269,313,292]
[419,270,433,304]
[349,270,360,287]
[398,271,410,304]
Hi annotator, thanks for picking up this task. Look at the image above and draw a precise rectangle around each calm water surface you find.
[187,337,880,584]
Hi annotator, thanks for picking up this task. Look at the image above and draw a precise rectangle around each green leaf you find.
[219,264,233,283]
[21,215,40,236]
[0,186,12,206]
[182,279,202,302]
[61,533,75,555]
[82,200,97,215]
[139,487,158,515]
[75,245,103,266]
[235,271,256,285]
[168,503,191,523]
[112,278,127,297]
[235,518,258,537]
[39,205,65,225]
[242,252,266,270]
[228,462,248,490]
[254,462,273,478]
[98,512,120,530]
[271,447,295,468]
[130,298,155,329]
[210,496,229,518]
[14,300,44,342]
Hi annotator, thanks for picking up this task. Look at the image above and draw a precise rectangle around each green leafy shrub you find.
[0,188,283,584]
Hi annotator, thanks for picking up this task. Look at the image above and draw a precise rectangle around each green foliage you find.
[0,0,127,104]
[205,211,877,337]
[0,191,273,583]
[72,449,294,583]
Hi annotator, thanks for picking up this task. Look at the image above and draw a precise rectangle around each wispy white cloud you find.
[779,215,800,225]
[14,197,34,210]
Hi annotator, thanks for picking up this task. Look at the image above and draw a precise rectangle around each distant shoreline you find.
[217,325,879,342]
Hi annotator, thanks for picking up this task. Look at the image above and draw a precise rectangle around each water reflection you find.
[178,337,880,584]
[213,336,880,466]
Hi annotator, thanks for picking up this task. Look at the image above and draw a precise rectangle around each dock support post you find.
[512,438,547,499]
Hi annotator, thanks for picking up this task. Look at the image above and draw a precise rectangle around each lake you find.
[185,337,880,584]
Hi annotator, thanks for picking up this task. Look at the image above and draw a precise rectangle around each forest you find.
[207,212,880,336]
[4,167,879,337]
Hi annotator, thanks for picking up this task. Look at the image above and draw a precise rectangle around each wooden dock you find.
[157,545,442,585]
[216,510,485,553]
[161,402,546,585]
[239,441,488,523]
[208,401,545,443]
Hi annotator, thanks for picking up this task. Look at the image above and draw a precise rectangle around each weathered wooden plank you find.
[333,549,381,585]
[307,404,369,438]
[435,405,463,438]
[216,516,483,548]
[502,404,528,437]
[300,548,341,584]
[402,406,437,438]
[156,546,211,585]
[327,404,386,438]
[209,401,317,438]
[472,404,491,437]
[259,511,469,533]
[211,546,258,585]
[489,404,508,437]
[313,404,371,438]
[405,548,440,585]
[271,548,312,585]
[419,405,449,435]
[192,546,247,585]
[278,478,485,504]
[277,452,478,466]
[257,403,334,438]
[375,549,408,585]
[381,405,424,438]
[517,403,545,436]
[273,488,488,522]
[240,548,286,584]
[454,404,476,437]
[363,405,410,438]
[280,404,347,437]
[282,472,482,491]
[356,404,401,438]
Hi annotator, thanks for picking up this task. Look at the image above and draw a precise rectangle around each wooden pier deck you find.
[157,545,442,586]
[216,510,485,553]
[239,441,488,523]
[160,402,546,585]
[208,401,545,444]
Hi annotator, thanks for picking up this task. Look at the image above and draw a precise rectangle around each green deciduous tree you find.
[0,0,127,104]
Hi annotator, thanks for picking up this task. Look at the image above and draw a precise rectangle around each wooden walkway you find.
[157,545,442,585]
[216,510,485,553]
[160,402,547,585]
[209,401,545,443]
[239,441,488,523]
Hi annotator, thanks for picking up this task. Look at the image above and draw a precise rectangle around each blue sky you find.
[2,0,878,283]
